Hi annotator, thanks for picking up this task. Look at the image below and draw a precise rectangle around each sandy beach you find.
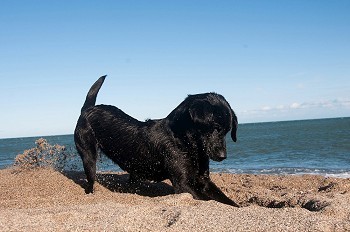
[1,167,350,231]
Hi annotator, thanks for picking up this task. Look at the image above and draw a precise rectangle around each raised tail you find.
[81,75,107,113]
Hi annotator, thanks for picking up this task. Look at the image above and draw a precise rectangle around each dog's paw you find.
[84,185,94,194]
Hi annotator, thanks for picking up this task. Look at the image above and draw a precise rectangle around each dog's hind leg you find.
[74,126,98,194]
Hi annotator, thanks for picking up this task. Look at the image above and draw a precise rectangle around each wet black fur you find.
[74,76,239,206]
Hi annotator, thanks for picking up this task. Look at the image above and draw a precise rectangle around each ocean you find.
[1,117,349,178]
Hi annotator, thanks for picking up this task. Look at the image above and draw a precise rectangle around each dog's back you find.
[74,77,169,192]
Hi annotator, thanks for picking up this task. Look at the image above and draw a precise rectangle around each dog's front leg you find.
[171,173,211,201]
[197,176,240,207]
[127,174,143,193]
[170,168,239,207]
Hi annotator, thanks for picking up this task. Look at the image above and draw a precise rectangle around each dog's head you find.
[169,93,238,162]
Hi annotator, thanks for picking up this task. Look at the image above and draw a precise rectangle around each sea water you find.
[1,117,349,177]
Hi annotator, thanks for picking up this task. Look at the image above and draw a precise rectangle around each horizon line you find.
[1,116,349,140]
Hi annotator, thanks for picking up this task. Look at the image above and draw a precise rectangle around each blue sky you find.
[1,1,349,138]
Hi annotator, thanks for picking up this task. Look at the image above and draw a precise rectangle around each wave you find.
[211,167,350,178]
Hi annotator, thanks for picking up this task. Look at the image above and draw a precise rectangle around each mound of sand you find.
[1,167,350,231]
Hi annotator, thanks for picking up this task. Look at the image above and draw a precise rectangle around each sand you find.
[1,167,350,231]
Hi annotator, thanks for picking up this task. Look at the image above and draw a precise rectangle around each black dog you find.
[74,76,239,206]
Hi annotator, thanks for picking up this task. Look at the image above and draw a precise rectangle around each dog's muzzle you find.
[211,150,227,162]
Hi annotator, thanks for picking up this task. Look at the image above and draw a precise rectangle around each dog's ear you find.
[189,100,213,125]
[231,112,238,142]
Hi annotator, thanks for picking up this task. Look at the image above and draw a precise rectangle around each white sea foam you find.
[214,167,350,179]
[325,172,350,179]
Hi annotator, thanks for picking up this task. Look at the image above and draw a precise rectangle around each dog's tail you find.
[81,75,107,113]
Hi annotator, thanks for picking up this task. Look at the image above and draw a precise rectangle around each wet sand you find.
[1,167,350,231]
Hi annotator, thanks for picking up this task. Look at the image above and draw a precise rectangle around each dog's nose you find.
[216,151,227,161]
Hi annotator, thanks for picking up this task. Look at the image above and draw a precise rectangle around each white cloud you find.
[290,102,301,109]
[240,98,350,117]
[261,106,272,111]
[286,99,350,111]
[296,83,305,89]
[298,99,350,109]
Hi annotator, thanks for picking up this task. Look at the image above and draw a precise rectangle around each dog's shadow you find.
[63,171,175,197]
